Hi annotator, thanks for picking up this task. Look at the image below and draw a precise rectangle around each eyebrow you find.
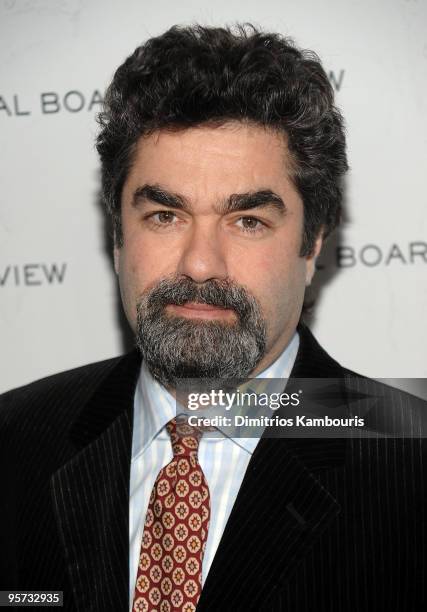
[132,184,287,215]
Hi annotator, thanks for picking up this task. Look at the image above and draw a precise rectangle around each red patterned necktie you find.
[132,418,211,612]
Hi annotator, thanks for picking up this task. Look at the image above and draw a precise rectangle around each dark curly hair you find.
[96,24,348,255]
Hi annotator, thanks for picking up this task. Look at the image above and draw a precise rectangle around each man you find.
[0,24,425,612]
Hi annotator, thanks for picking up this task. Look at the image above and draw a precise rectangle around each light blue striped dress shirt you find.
[129,331,299,605]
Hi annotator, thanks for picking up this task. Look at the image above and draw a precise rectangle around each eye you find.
[152,211,177,224]
[144,210,179,228]
[235,216,265,232]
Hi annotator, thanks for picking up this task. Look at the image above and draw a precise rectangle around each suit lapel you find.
[198,438,342,610]
[198,323,346,610]
[50,351,141,612]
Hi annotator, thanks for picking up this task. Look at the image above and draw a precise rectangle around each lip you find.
[166,302,236,320]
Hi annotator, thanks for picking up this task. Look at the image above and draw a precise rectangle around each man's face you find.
[115,122,321,384]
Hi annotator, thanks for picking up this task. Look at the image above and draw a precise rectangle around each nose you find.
[176,221,228,283]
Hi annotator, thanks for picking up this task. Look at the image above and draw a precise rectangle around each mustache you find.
[143,277,258,320]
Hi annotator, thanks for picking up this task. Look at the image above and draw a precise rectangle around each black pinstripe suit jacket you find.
[0,324,426,611]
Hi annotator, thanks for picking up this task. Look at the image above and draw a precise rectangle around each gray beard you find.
[135,277,267,387]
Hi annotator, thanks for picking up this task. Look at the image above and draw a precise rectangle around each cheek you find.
[238,241,305,291]
[231,242,307,323]
[116,250,139,328]
[117,238,179,304]
[264,260,306,314]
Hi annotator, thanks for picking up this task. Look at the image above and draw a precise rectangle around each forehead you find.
[123,122,296,203]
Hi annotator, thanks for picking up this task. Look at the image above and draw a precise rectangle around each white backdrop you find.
[1,0,426,393]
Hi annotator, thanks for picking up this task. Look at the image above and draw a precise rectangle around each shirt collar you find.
[132,364,176,461]
[132,331,299,460]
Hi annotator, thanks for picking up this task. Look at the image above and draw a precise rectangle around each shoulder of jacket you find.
[0,354,128,426]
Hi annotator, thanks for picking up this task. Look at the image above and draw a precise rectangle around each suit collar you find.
[280,321,348,470]
[68,349,141,449]
[292,321,344,378]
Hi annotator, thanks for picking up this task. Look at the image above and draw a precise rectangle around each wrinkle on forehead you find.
[137,120,293,170]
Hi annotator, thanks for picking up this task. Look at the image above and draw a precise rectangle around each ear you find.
[305,232,323,286]
[113,244,120,276]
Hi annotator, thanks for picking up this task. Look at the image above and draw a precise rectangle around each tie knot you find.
[166,417,203,458]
